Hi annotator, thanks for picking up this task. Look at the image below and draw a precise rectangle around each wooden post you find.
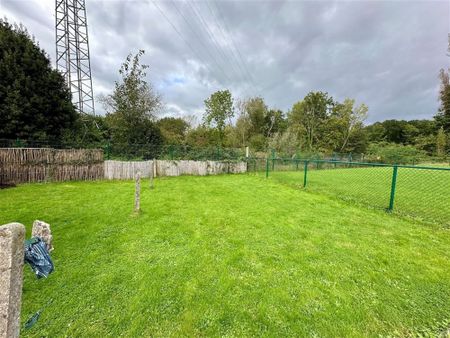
[135,171,141,212]
[149,160,154,189]
[0,223,25,338]
[151,159,157,189]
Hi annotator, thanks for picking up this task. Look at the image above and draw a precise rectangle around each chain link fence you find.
[3,138,449,164]
[2,139,449,225]
[264,158,450,226]
[0,139,248,161]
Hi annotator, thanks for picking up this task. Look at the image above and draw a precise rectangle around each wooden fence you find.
[1,149,247,185]
[104,160,247,180]
[0,148,104,185]
[104,160,154,180]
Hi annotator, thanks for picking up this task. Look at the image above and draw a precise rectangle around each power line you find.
[169,0,233,84]
[187,0,245,85]
[208,0,259,95]
[251,1,294,95]
[205,0,256,94]
[151,0,225,87]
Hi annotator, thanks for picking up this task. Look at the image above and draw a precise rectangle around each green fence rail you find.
[264,158,450,226]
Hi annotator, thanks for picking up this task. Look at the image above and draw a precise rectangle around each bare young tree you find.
[100,50,163,158]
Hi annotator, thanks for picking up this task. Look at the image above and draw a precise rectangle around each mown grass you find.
[270,165,450,226]
[1,175,450,337]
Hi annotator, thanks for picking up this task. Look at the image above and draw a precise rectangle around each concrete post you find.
[0,223,25,338]
[32,220,53,252]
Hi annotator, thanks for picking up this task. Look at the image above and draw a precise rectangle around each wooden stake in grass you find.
[135,171,141,212]
[149,159,155,189]
[149,169,153,190]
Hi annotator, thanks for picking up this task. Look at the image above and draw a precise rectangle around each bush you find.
[365,142,427,164]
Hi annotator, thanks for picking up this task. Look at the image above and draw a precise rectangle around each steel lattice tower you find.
[55,0,95,115]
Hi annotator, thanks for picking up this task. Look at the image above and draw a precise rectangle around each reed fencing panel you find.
[0,148,104,185]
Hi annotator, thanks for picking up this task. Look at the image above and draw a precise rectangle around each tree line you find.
[1,20,449,163]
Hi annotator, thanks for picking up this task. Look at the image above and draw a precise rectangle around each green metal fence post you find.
[105,142,111,160]
[271,149,275,171]
[303,160,308,188]
[14,138,23,148]
[217,146,221,160]
[265,158,270,178]
[388,165,398,212]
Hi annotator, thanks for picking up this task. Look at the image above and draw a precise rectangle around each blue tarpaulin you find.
[24,237,54,278]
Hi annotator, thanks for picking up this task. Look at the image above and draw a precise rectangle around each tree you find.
[268,128,300,157]
[0,19,77,142]
[157,117,190,145]
[346,126,368,154]
[61,114,109,147]
[365,119,438,146]
[435,68,450,133]
[364,122,386,143]
[382,120,410,144]
[101,50,162,158]
[185,125,216,147]
[264,109,287,138]
[235,97,268,150]
[409,120,437,137]
[244,97,268,136]
[203,90,234,145]
[289,91,334,151]
[327,98,368,152]
[435,35,450,132]
[436,126,447,157]
[234,109,252,147]
[414,134,437,155]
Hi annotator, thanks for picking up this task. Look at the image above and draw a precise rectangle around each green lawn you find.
[270,165,450,226]
[1,175,450,337]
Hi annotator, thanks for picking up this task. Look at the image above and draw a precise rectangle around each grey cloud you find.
[2,0,449,123]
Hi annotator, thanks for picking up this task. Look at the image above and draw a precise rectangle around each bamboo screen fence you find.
[0,148,104,185]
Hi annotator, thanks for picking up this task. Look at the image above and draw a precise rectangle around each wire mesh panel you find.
[305,162,392,210]
[273,158,302,172]
[246,158,269,175]
[270,160,392,210]
[394,167,450,226]
[268,159,305,186]
[267,158,450,226]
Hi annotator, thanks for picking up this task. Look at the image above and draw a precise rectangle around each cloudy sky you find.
[1,0,449,123]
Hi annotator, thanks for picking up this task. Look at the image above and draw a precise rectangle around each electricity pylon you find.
[55,0,95,114]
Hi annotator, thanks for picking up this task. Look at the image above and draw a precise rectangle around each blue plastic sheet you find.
[24,237,54,278]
